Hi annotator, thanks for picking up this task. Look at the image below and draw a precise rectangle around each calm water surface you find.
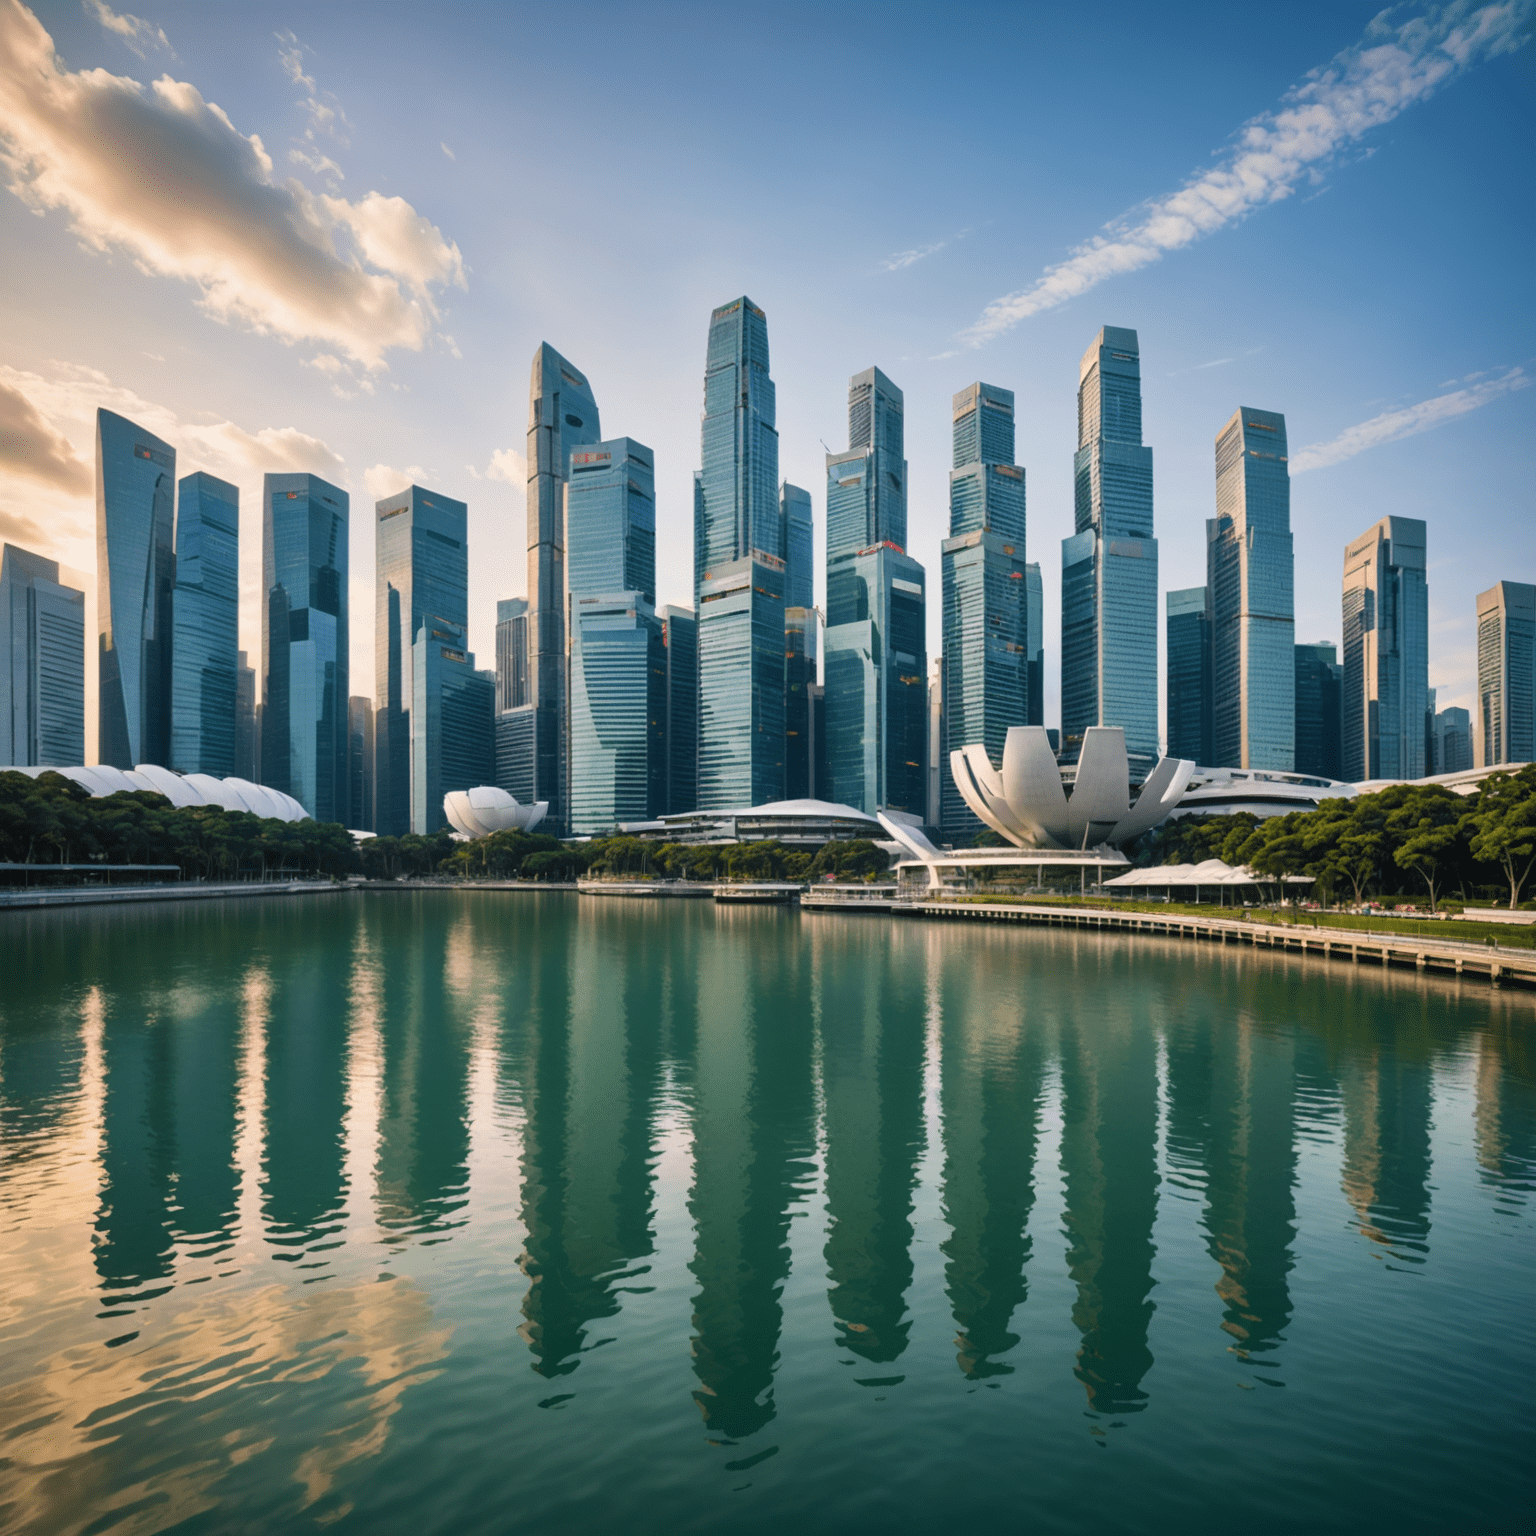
[0,893,1531,1534]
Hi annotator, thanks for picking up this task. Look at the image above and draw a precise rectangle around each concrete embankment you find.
[0,880,347,912]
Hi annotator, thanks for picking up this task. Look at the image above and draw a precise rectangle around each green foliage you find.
[806,838,891,883]
[1465,764,1536,909]
[359,830,457,879]
[0,770,359,879]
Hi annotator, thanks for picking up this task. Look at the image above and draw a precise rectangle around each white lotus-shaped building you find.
[443,786,548,839]
[950,726,1195,850]
[4,763,310,821]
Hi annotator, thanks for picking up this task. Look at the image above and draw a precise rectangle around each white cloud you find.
[440,142,455,161]
[883,240,947,272]
[363,464,431,505]
[289,146,343,181]
[962,0,1534,346]
[83,0,169,59]
[485,447,526,485]
[275,29,348,144]
[0,375,91,493]
[1291,367,1531,473]
[0,2,464,368]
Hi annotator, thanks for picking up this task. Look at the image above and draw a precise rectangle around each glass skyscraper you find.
[1166,586,1213,765]
[1433,705,1473,774]
[1207,408,1294,769]
[1,542,84,767]
[347,694,374,831]
[568,593,666,834]
[1294,641,1342,779]
[785,606,818,800]
[170,471,239,776]
[1341,516,1428,781]
[96,408,175,768]
[782,483,814,611]
[566,439,655,602]
[1475,580,1535,767]
[939,381,1027,839]
[496,597,529,714]
[695,297,785,809]
[261,471,349,822]
[411,616,493,833]
[1026,562,1043,729]
[374,484,468,835]
[1060,327,1157,766]
[661,605,697,815]
[234,649,257,779]
[524,344,601,832]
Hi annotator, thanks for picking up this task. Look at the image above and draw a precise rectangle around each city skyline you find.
[1,2,1529,746]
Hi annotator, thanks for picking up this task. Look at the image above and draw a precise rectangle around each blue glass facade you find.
[411,617,493,833]
[568,593,666,834]
[782,483,814,611]
[1026,562,1043,728]
[1166,586,1213,765]
[96,408,175,768]
[661,605,697,814]
[525,344,601,833]
[1475,581,1535,767]
[566,439,655,604]
[826,367,906,561]
[260,472,349,822]
[1293,641,1341,779]
[1,543,84,767]
[169,472,239,776]
[374,484,468,835]
[785,605,818,800]
[234,650,256,780]
[1342,517,1428,781]
[1207,408,1294,770]
[940,381,1027,839]
[697,553,785,809]
[495,597,528,714]
[1060,327,1157,766]
[1433,705,1473,774]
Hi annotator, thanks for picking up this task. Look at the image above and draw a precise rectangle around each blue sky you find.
[1,0,1531,743]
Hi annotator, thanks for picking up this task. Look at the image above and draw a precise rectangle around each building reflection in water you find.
[817,921,927,1373]
[687,908,816,1436]
[935,929,1048,1379]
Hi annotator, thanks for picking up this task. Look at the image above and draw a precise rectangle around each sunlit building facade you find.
[1166,586,1213,766]
[0,543,85,768]
[1341,516,1428,781]
[782,483,814,611]
[261,472,349,822]
[1060,327,1157,767]
[170,472,239,777]
[565,439,655,603]
[1475,580,1535,767]
[96,408,175,768]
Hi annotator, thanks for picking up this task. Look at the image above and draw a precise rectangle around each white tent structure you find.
[1103,858,1312,904]
[4,763,309,822]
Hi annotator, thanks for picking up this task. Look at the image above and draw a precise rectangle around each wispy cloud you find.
[0,375,91,494]
[0,2,465,368]
[882,226,973,272]
[364,463,431,504]
[961,0,1533,346]
[440,142,455,161]
[83,0,170,59]
[1291,367,1530,473]
[275,29,349,144]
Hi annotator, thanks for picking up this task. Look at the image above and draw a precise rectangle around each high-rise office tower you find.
[926,658,944,828]
[0,543,85,767]
[1060,327,1157,766]
[1207,408,1294,769]
[566,439,655,603]
[1293,641,1342,779]
[695,297,785,809]
[261,472,349,821]
[524,344,601,831]
[939,381,1027,838]
[234,649,257,779]
[374,484,468,835]
[568,593,666,834]
[1026,562,1044,728]
[1341,516,1428,781]
[496,598,528,714]
[782,483,814,611]
[1166,587,1213,765]
[1475,581,1535,767]
[96,408,174,768]
[785,606,818,800]
[1433,705,1472,774]
[660,606,697,814]
[347,694,374,830]
[411,616,493,832]
[170,472,239,777]
[824,367,926,816]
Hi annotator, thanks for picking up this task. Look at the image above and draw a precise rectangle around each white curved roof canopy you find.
[443,786,548,839]
[0,764,309,822]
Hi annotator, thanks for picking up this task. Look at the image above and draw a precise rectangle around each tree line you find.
[1134,765,1536,911]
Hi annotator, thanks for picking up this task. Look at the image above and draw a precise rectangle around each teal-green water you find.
[1,893,1531,1534]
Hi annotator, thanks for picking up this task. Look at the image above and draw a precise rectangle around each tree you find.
[1466,765,1536,910]
[1387,787,1465,912]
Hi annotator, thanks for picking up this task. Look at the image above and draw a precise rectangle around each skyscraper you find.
[1341,516,1428,781]
[234,649,257,779]
[939,381,1027,839]
[1433,705,1473,774]
[170,472,239,777]
[261,472,349,821]
[566,439,655,603]
[782,483,814,611]
[96,408,174,768]
[0,543,84,767]
[411,616,493,832]
[524,344,601,832]
[374,484,468,836]
[695,298,784,809]
[661,605,697,814]
[1060,327,1157,766]
[1475,580,1535,767]
[824,368,926,816]
[1166,587,1213,765]
[1026,562,1044,729]
[1293,641,1342,779]
[495,597,528,714]
[347,694,374,830]
[1207,408,1294,769]
[785,606,818,800]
